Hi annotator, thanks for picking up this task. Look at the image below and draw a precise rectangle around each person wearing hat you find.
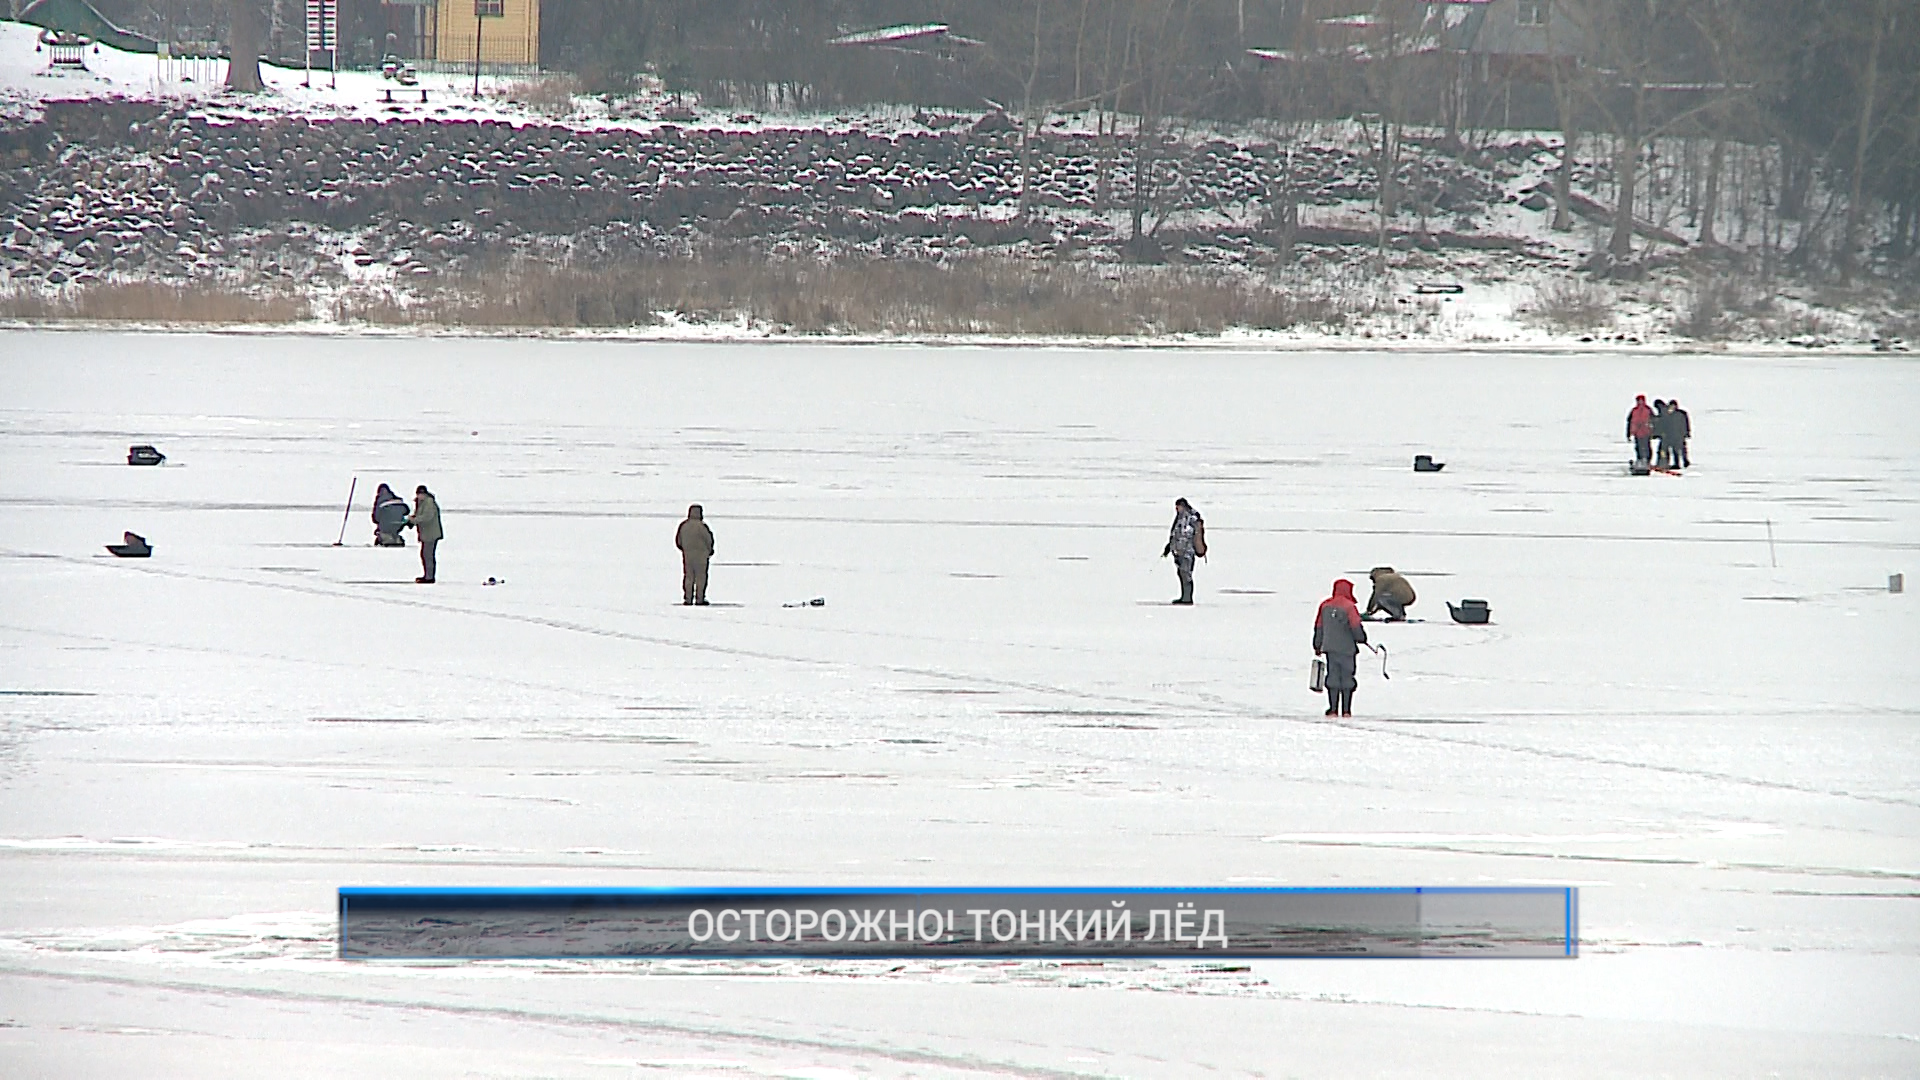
[676,504,714,606]
[406,485,442,584]
[1626,394,1654,468]
[371,483,409,547]
[1364,566,1416,621]
[1314,579,1368,716]
[1652,399,1674,468]
[1161,497,1206,605]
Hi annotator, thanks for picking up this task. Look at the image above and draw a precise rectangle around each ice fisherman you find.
[371,483,409,547]
[1161,497,1206,605]
[1364,566,1416,621]
[676,504,714,606]
[1314,579,1368,716]
[1652,400,1673,467]
[1626,395,1655,467]
[1666,398,1691,468]
[406,485,442,584]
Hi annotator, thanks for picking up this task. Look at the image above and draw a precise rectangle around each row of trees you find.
[544,0,1920,277]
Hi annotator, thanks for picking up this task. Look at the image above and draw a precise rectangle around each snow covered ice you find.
[0,331,1916,1075]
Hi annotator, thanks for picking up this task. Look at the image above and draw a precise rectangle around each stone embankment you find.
[1,100,1525,289]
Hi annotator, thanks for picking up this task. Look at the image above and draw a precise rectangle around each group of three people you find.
[371,485,700,598]
[1626,395,1692,470]
[371,483,443,583]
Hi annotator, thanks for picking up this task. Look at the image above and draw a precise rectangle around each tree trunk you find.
[1018,112,1043,221]
[1017,0,1046,223]
[1839,0,1888,283]
[1610,135,1639,262]
[227,0,264,92]
[1130,122,1153,249]
[1549,58,1577,232]
[1780,144,1811,220]
[1698,137,1724,245]
[1553,121,1576,231]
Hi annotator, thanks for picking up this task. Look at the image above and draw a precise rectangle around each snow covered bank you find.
[4,23,1912,350]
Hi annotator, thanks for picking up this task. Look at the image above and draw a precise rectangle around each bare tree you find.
[1356,1,1427,261]
[1562,0,1745,268]
[1840,0,1893,281]
[1120,0,1199,255]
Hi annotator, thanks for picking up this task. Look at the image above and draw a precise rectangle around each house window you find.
[474,0,504,16]
[1517,0,1549,27]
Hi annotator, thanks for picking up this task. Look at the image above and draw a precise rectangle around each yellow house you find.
[431,0,540,71]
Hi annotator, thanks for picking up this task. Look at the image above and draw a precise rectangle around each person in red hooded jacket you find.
[1313,579,1368,716]
[1626,395,1654,467]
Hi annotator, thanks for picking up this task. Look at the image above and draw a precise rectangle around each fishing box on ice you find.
[1448,599,1491,624]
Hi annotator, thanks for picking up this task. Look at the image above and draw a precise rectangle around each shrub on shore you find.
[0,282,307,323]
[333,252,1366,337]
[1520,278,1615,332]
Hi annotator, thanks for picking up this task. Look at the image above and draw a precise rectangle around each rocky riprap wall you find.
[0,101,1516,289]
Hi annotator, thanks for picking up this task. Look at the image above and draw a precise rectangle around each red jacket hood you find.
[1318,580,1362,630]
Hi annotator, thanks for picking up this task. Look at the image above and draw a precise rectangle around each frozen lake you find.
[0,331,1916,1075]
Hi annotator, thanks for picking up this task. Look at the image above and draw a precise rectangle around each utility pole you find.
[472,5,484,98]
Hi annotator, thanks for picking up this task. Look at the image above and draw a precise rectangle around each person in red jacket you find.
[1626,394,1654,467]
[1313,579,1368,716]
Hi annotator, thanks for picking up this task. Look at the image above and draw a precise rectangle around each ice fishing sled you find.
[1413,454,1444,472]
[127,444,165,466]
[1447,599,1491,624]
[106,531,151,557]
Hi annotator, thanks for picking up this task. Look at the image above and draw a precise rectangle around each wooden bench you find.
[380,88,429,104]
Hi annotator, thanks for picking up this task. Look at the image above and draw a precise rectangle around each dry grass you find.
[1874,285,1920,343]
[337,252,1364,337]
[1672,276,1765,340]
[1520,278,1614,332]
[0,282,308,323]
[500,75,581,118]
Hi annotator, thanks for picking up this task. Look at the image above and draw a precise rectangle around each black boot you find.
[1339,689,1353,716]
[1326,689,1339,716]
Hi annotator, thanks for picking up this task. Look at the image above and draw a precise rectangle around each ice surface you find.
[0,331,1916,1075]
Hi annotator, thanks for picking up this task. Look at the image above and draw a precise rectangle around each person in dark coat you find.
[371,483,409,546]
[1364,566,1416,621]
[1652,400,1673,467]
[1626,395,1654,467]
[406,485,442,584]
[1668,399,1691,467]
[1313,579,1368,716]
[676,504,714,605]
[1161,497,1206,605]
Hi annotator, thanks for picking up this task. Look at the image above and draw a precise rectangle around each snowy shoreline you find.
[1,317,1903,357]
